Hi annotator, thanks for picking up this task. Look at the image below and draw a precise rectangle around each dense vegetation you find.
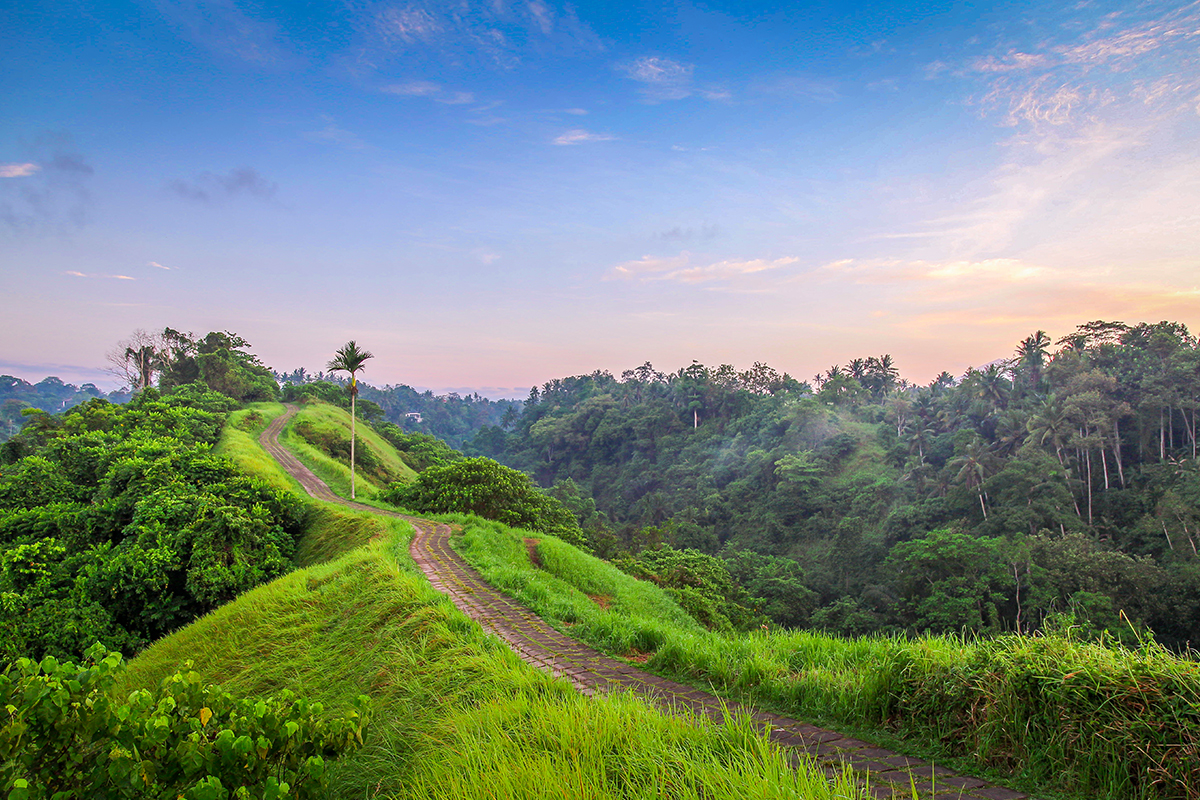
[0,387,305,661]
[382,457,585,545]
[1,644,366,799]
[469,321,1200,649]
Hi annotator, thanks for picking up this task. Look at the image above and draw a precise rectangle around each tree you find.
[105,329,166,392]
[326,341,374,499]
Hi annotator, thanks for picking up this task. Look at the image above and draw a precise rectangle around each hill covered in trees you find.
[468,320,1200,649]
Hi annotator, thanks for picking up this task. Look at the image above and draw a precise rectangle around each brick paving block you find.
[969,789,1027,800]
[855,747,901,759]
[938,775,987,790]
[838,757,897,773]
[907,763,958,779]
[788,727,848,746]
[826,736,873,751]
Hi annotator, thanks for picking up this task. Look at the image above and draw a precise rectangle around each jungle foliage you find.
[382,457,586,546]
[0,388,305,661]
[469,321,1200,649]
[0,644,366,800]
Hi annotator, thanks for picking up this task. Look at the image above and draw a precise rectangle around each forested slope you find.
[470,321,1200,648]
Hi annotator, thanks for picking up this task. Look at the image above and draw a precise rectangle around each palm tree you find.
[327,340,374,499]
[1015,330,1051,394]
[950,437,992,519]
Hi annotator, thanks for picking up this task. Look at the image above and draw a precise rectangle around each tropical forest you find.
[1,320,1198,800]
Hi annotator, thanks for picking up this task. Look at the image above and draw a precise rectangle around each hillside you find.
[281,400,418,499]
[468,321,1200,650]
[116,416,865,800]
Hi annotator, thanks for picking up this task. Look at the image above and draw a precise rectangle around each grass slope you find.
[452,514,1200,800]
[122,528,864,799]
[281,401,416,501]
[214,402,300,494]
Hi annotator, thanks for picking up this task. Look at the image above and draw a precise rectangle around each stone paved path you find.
[261,405,1032,800]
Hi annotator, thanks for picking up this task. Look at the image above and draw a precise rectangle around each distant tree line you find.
[0,377,131,442]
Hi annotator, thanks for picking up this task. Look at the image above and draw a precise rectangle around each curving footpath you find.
[261,405,1031,800]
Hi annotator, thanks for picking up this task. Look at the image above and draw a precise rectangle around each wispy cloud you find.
[167,167,278,203]
[553,128,615,145]
[959,4,1200,129]
[381,80,441,96]
[609,252,799,284]
[436,91,475,105]
[617,56,729,102]
[65,270,135,280]
[0,135,93,230]
[655,223,719,241]
[148,261,172,270]
[0,163,40,178]
[375,5,441,45]
[890,3,1200,264]
[362,0,602,68]
[303,115,370,150]
[751,74,839,103]
[151,0,295,65]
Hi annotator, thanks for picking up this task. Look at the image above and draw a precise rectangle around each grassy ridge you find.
[213,402,300,493]
[214,401,395,567]
[121,526,866,799]
[120,402,866,799]
[281,402,416,500]
[454,516,1200,800]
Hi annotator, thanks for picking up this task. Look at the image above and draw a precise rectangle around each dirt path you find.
[261,405,1030,800]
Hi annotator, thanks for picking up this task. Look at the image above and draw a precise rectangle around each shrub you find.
[0,644,367,799]
[382,457,586,544]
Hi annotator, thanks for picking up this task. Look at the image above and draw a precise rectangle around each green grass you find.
[121,526,867,800]
[451,514,1200,800]
[281,402,416,500]
[295,503,403,567]
[213,402,302,494]
[211,402,394,567]
[451,515,705,656]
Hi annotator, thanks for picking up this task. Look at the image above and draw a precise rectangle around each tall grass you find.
[453,515,1200,800]
[121,527,866,800]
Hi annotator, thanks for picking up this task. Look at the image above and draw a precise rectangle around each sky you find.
[3,0,1199,398]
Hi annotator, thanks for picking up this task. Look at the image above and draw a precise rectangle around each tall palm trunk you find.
[350,389,357,500]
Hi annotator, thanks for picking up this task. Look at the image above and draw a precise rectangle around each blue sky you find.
[3,0,1198,397]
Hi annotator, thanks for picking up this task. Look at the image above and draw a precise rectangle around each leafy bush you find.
[0,644,367,799]
[382,457,585,544]
[0,391,306,661]
[616,545,762,632]
[371,420,462,471]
